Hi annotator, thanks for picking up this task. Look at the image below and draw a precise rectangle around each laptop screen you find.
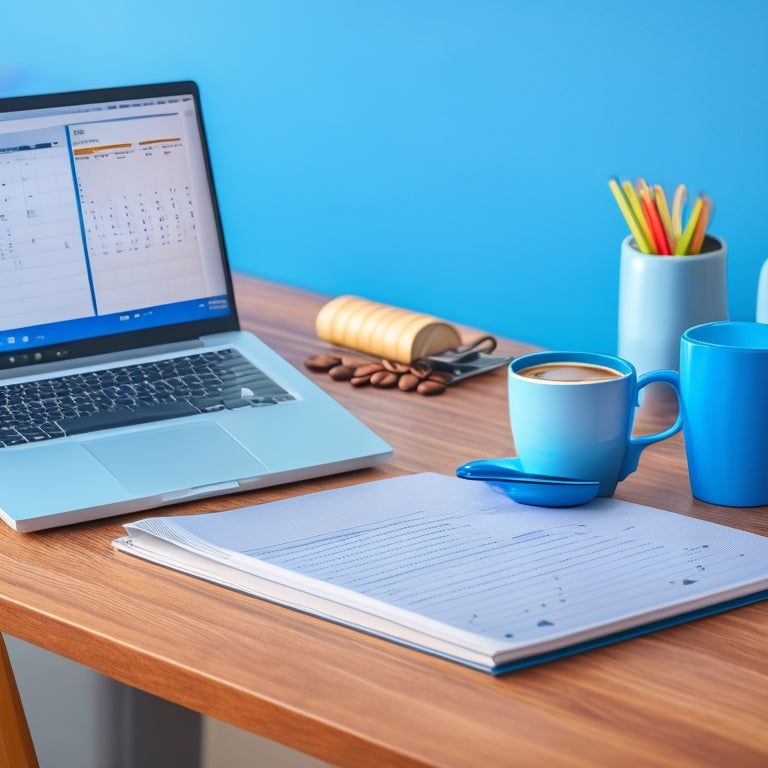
[0,81,238,370]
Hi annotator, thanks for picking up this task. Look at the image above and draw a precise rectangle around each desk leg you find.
[0,633,39,768]
[5,636,201,768]
[115,685,202,768]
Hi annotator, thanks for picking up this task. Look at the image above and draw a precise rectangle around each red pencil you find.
[639,187,671,255]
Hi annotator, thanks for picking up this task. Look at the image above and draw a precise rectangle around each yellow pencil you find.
[675,196,703,255]
[608,178,652,253]
[653,185,677,252]
[622,180,654,251]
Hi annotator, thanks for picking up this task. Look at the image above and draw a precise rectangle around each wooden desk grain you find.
[2,274,768,767]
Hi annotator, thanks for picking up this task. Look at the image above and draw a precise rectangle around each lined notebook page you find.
[125,473,768,648]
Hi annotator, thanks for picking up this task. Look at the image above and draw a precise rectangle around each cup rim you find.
[622,234,725,259]
[510,351,633,382]
[683,320,768,351]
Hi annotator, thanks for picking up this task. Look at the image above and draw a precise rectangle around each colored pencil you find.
[608,178,652,253]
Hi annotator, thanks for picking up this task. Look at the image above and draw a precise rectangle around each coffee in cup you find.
[517,362,623,382]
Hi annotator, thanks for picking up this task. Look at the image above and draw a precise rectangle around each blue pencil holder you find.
[618,235,728,403]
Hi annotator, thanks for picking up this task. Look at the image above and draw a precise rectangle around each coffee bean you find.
[353,362,385,378]
[329,364,356,381]
[305,349,457,396]
[341,355,371,368]
[370,370,399,388]
[398,372,420,391]
[417,379,446,396]
[382,359,410,374]
[305,354,342,372]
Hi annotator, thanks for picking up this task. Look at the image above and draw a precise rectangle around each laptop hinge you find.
[0,340,204,381]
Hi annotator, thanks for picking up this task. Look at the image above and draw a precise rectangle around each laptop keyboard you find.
[0,348,295,447]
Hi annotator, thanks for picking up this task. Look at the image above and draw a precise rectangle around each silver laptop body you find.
[0,81,391,532]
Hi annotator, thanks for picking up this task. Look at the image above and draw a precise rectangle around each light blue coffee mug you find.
[680,321,768,507]
[509,352,683,497]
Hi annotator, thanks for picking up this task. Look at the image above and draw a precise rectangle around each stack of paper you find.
[113,473,768,674]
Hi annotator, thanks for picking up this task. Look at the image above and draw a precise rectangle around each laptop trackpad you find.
[84,422,267,496]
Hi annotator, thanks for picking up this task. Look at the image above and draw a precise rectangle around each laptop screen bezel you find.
[0,80,241,371]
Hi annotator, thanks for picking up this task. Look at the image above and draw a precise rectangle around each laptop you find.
[0,81,392,532]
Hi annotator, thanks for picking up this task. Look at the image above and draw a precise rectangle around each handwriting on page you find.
[245,511,727,643]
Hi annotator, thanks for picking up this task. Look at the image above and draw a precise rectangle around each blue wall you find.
[2,1,767,353]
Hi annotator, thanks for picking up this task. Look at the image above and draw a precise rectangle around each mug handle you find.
[619,370,683,480]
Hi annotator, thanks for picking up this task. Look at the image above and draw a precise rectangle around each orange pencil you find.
[687,194,712,255]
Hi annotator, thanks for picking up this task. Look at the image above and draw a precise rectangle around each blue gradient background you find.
[2,1,767,353]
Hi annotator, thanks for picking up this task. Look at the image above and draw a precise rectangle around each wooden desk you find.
[2,275,768,768]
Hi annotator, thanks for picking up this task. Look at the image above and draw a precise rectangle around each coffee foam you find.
[518,362,623,382]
